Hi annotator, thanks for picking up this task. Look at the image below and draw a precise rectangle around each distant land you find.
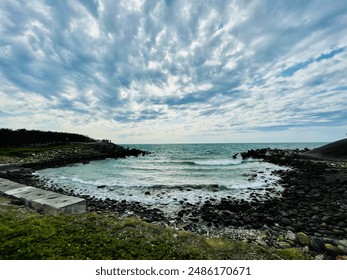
[0,128,148,167]
[302,138,347,161]
[0,128,107,147]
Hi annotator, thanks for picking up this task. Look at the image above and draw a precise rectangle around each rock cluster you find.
[186,161,346,240]
[234,148,309,163]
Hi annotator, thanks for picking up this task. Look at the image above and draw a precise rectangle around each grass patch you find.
[0,202,310,260]
[0,144,75,158]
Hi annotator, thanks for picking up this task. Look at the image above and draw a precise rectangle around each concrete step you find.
[0,178,86,214]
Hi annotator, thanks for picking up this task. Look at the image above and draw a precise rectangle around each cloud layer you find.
[1,0,347,143]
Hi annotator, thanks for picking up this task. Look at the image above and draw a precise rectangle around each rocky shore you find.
[1,143,346,260]
[0,142,149,168]
[189,156,347,260]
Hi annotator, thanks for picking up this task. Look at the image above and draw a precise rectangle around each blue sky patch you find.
[282,47,346,77]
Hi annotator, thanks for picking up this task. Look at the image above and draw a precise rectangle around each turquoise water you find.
[36,142,325,213]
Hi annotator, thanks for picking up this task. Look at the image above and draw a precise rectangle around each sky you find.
[0,0,347,144]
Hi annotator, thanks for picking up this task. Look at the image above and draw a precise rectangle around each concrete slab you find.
[0,178,27,193]
[6,187,55,201]
[32,196,86,215]
[0,178,86,214]
[4,186,37,196]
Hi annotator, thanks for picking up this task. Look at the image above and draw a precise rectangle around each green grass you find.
[0,144,79,158]
[0,201,310,260]
[0,144,88,158]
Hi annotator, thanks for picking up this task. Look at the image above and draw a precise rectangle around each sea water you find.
[35,143,325,213]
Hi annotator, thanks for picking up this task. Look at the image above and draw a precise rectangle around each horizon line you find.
[118,140,331,145]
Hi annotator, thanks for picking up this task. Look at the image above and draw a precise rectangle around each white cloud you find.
[0,0,347,143]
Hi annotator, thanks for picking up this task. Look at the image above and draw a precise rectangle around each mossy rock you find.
[324,243,339,253]
[296,232,310,246]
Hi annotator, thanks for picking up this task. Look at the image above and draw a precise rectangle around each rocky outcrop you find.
[235,139,347,163]
[233,148,309,164]
[16,142,150,169]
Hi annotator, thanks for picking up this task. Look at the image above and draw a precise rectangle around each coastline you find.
[0,144,346,259]
[0,142,149,168]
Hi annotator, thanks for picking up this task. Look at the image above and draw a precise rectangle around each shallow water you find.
[35,142,325,213]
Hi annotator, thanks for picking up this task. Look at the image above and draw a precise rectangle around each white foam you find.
[34,147,289,215]
[193,159,242,166]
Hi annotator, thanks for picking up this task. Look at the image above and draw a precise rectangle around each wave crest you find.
[185,159,243,166]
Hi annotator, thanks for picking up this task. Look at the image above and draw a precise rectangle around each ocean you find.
[35,142,326,214]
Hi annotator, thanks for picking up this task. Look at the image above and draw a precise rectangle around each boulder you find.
[280,217,292,226]
[324,243,339,253]
[297,232,310,246]
[285,230,297,242]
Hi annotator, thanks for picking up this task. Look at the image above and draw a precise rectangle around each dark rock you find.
[280,217,292,226]
[189,217,199,222]
[265,216,275,224]
[285,226,296,232]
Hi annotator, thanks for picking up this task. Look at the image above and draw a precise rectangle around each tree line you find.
[0,128,96,147]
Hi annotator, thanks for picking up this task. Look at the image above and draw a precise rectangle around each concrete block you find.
[0,179,28,194]
[8,187,55,202]
[0,178,86,214]
[31,195,86,214]
[5,186,37,196]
